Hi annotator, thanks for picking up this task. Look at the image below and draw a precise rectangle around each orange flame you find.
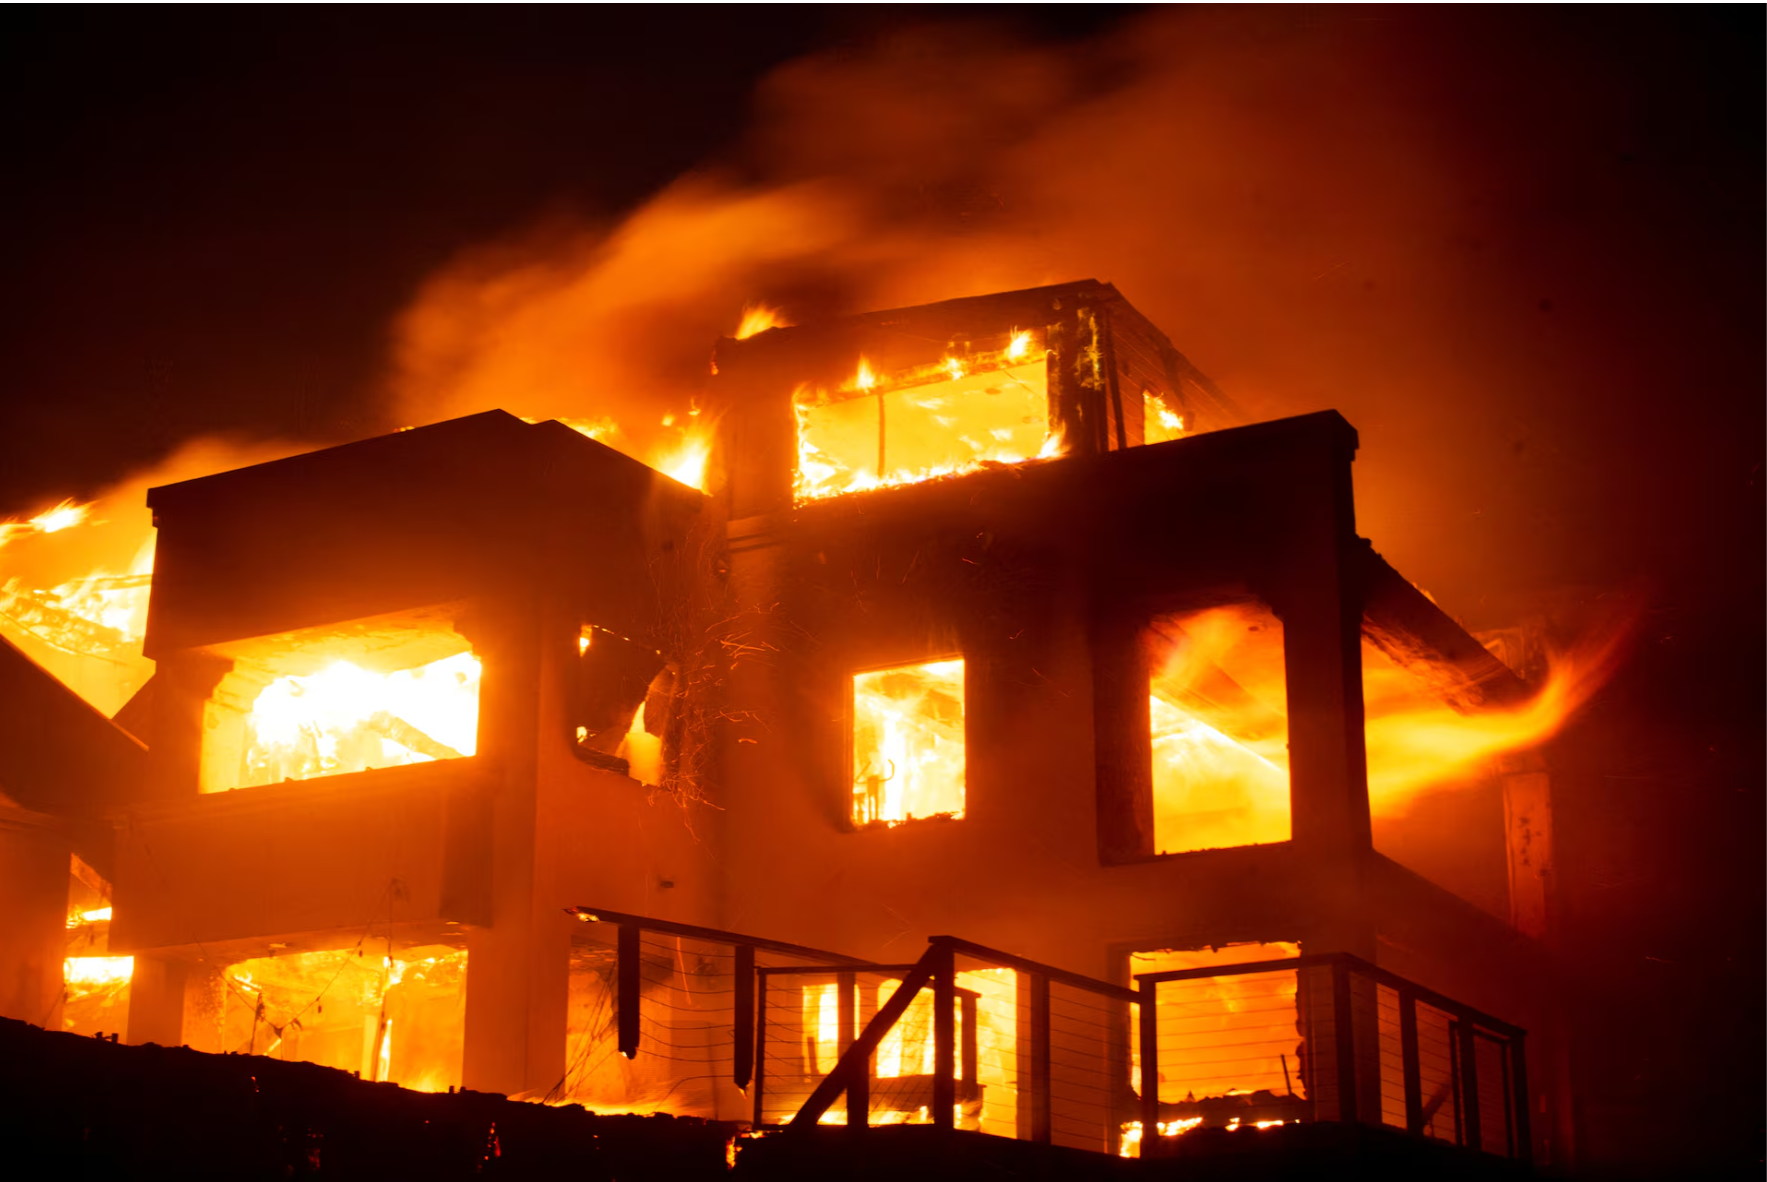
[794,338,1058,501]
[1149,602,1628,834]
[735,304,790,339]
[0,499,93,549]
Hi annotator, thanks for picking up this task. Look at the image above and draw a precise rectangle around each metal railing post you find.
[1458,1017,1482,1151]
[1330,958,1359,1127]
[1030,972,1052,1143]
[734,944,756,1091]
[1138,976,1159,1153]
[1509,1032,1532,1163]
[753,972,768,1127]
[932,941,957,1130]
[841,972,866,1128]
[618,922,641,1060]
[1399,988,1423,1135]
[960,990,979,1097]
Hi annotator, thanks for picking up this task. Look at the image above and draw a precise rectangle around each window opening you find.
[796,332,1051,501]
[1127,942,1305,1153]
[210,945,466,1091]
[852,659,965,825]
[1148,605,1291,853]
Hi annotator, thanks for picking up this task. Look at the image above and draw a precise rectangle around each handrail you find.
[566,906,875,965]
[755,963,922,977]
[932,935,1141,1005]
[567,905,876,1088]
[1135,950,1530,1164]
[779,938,1140,1137]
[1133,951,1525,1040]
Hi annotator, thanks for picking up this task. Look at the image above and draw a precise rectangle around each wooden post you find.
[932,943,956,1130]
[733,945,756,1090]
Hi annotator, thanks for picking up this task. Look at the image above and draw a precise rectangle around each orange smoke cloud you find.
[381,11,1606,630]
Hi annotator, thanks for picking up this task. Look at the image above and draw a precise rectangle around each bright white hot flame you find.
[65,956,134,987]
[32,500,91,534]
[237,651,481,789]
[852,659,965,824]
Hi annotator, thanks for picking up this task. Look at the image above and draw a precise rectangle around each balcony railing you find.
[1134,953,1530,1160]
[773,937,1140,1153]
[567,908,1530,1165]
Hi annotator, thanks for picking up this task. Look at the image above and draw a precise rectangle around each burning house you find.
[2,281,1571,1169]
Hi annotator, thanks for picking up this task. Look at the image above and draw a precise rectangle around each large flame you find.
[553,410,713,492]
[1151,603,1624,840]
[0,439,297,717]
[796,338,1058,502]
[735,304,790,339]
[231,652,481,791]
[0,498,92,547]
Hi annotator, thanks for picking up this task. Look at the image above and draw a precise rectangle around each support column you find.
[1266,421,1374,957]
[459,597,569,1098]
[197,665,274,795]
[146,652,231,799]
[1091,614,1154,863]
[126,955,189,1046]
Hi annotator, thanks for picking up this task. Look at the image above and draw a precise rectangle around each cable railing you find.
[558,907,872,1120]
[1132,953,1530,1162]
[777,936,1142,1155]
[559,909,1529,1166]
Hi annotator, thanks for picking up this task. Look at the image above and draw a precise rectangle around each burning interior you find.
[197,612,481,793]
[0,280,1582,1169]
[852,659,965,826]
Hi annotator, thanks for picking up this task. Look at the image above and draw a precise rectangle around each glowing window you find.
[238,651,481,788]
[853,659,965,825]
[200,619,482,793]
[61,956,132,1037]
[1148,606,1290,853]
[1128,942,1304,1151]
[796,334,1050,501]
[214,947,466,1091]
[1143,391,1186,443]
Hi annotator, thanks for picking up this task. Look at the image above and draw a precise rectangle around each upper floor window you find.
[1147,606,1290,853]
[796,335,1052,502]
[852,659,965,825]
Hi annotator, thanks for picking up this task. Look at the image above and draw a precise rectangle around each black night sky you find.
[0,8,1759,1175]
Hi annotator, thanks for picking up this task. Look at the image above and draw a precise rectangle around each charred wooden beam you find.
[1358,544,1532,711]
